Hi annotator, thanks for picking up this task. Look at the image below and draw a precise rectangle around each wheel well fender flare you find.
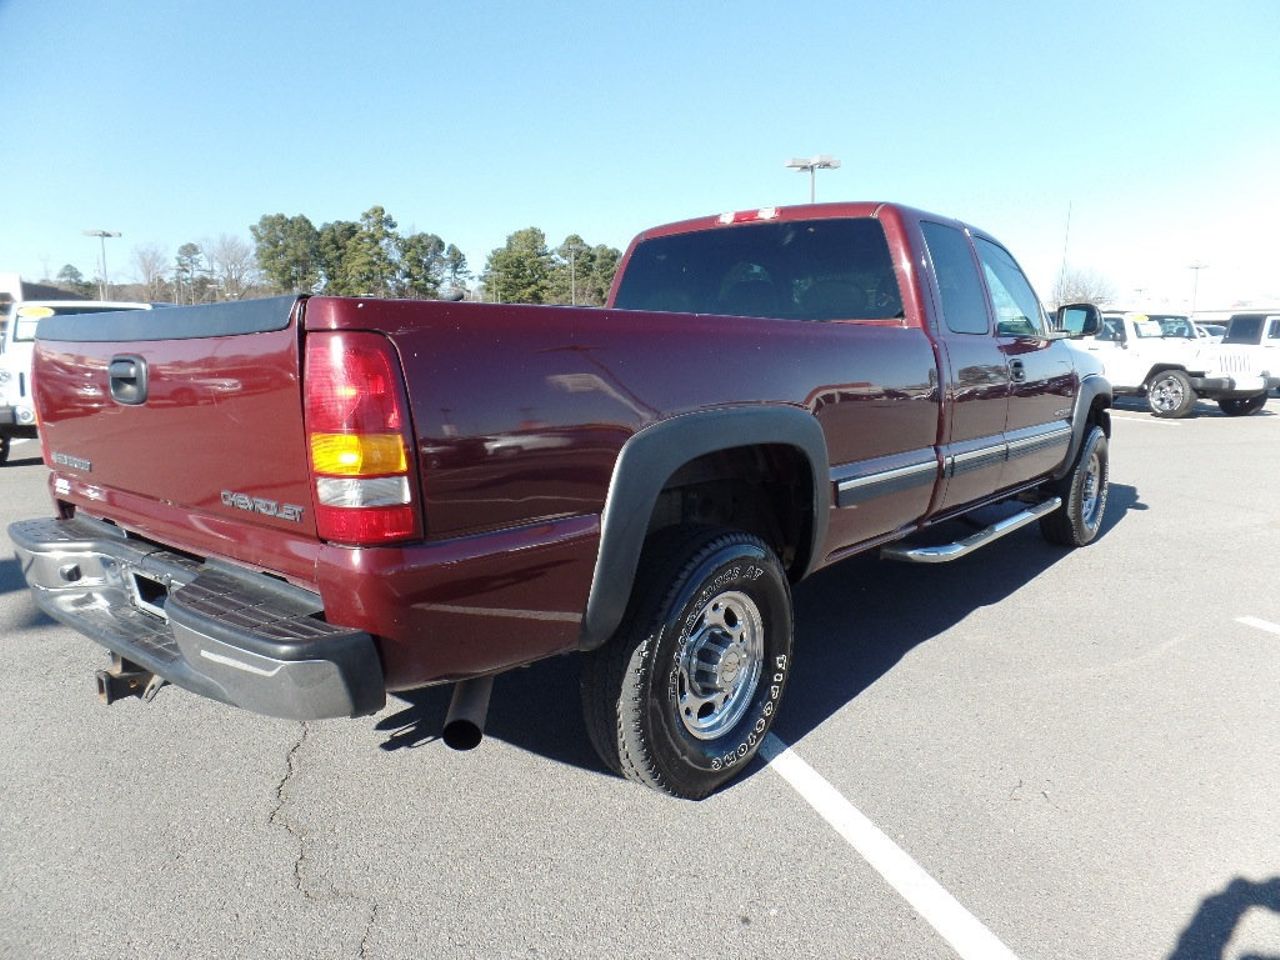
[579,405,829,651]
[1143,363,1196,386]
[1052,374,1112,482]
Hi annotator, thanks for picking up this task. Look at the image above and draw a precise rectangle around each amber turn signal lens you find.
[309,432,407,477]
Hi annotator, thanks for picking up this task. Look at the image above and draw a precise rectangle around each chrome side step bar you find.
[880,497,1062,564]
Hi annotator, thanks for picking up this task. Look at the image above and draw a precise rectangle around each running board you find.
[880,497,1062,564]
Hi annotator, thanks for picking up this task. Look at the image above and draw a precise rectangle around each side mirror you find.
[1056,303,1100,338]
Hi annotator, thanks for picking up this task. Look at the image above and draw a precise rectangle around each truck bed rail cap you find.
[36,296,300,343]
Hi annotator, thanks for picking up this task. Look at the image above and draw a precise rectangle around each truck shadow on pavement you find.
[1167,875,1280,960]
[0,555,31,597]
[376,484,1146,786]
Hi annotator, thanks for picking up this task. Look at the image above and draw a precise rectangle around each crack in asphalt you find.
[269,722,317,901]
[268,722,382,956]
[358,901,380,959]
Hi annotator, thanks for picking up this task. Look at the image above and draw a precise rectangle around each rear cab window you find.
[612,218,903,322]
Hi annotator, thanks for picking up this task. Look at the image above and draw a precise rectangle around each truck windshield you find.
[11,305,138,342]
[613,217,903,321]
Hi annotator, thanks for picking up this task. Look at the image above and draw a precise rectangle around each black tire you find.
[580,526,793,799]
[1040,425,1109,547]
[1217,394,1267,417]
[0,435,9,466]
[1146,370,1197,418]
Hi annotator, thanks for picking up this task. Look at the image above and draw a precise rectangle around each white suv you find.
[1081,311,1279,417]
[1,300,153,463]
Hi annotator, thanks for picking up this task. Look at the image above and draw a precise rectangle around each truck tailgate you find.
[33,296,320,583]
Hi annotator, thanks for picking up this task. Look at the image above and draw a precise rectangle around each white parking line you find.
[1236,616,1280,636]
[1110,413,1179,426]
[760,734,1021,960]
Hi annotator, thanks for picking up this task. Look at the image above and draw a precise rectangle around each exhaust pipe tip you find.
[442,718,484,751]
[442,676,494,751]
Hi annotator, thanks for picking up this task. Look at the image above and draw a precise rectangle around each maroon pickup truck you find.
[10,202,1110,798]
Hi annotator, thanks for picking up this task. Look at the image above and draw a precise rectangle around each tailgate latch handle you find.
[109,355,149,405]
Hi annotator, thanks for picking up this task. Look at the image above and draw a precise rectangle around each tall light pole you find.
[83,229,122,300]
[785,155,841,203]
[569,245,576,307]
[1188,261,1208,314]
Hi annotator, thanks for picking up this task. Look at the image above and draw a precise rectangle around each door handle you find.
[1010,359,1027,383]
[109,355,149,405]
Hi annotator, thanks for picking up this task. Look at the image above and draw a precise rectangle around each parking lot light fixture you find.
[83,229,122,300]
[785,155,841,203]
[1188,261,1208,314]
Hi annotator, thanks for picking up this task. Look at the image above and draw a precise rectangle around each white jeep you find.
[1080,311,1279,418]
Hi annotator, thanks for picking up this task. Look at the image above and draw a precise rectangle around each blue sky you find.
[2,0,1277,309]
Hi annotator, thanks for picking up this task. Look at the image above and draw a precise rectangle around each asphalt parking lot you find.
[2,397,1278,960]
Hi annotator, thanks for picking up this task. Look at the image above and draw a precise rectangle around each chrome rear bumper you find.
[8,515,385,719]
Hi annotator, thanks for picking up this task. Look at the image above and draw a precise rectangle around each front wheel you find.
[580,526,793,799]
[1217,394,1267,417]
[1040,425,1109,547]
[0,435,9,466]
[1147,370,1197,418]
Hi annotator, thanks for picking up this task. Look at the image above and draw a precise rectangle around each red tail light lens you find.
[304,332,421,545]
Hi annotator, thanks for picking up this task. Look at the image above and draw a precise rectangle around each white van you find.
[0,300,153,464]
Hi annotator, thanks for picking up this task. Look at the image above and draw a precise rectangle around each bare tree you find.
[1052,267,1116,307]
[132,244,169,301]
[205,234,258,300]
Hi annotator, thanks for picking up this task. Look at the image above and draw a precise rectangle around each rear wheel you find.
[580,526,793,799]
[1147,370,1197,418]
[1040,425,1109,547]
[1217,394,1267,416]
[0,435,10,466]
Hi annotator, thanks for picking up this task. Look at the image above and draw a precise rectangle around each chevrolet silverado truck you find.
[1082,310,1279,417]
[9,202,1111,799]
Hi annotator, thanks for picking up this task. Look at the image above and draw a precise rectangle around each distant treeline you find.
[45,204,622,306]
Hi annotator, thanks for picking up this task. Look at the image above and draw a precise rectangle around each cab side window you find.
[920,221,989,334]
[974,238,1047,338]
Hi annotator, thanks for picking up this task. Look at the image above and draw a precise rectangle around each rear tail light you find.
[304,332,422,545]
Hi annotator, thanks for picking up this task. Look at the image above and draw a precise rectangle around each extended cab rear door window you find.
[920,222,989,334]
[613,217,903,321]
[973,238,1047,337]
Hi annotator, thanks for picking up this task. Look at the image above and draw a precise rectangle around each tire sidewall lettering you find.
[656,549,791,779]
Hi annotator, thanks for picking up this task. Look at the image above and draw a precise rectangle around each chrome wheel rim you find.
[1081,446,1104,530]
[677,590,764,740]
[1151,376,1184,413]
